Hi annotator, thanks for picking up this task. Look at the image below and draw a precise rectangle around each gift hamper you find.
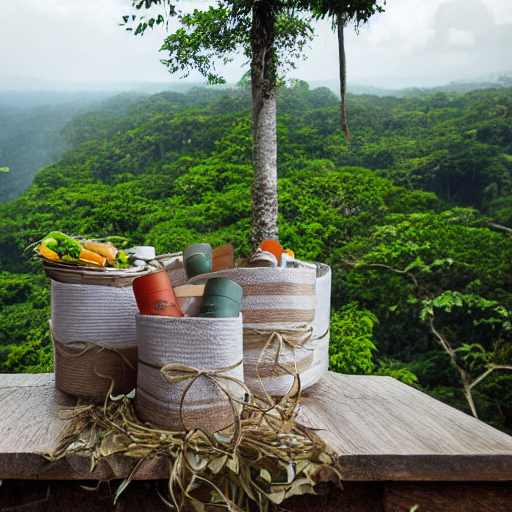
[37,233,177,400]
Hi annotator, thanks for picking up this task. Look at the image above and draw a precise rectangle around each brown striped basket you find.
[188,266,325,396]
[188,267,317,324]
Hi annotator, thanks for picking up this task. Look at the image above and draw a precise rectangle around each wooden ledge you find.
[297,372,512,481]
[0,372,511,481]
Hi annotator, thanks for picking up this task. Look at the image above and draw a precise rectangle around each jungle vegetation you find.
[0,82,510,432]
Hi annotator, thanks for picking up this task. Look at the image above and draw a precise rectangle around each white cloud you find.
[486,0,512,24]
[293,0,511,87]
[448,29,475,47]
[0,0,510,90]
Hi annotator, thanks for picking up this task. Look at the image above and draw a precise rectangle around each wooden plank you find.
[0,374,73,454]
[296,372,512,480]
[1,372,512,481]
[212,244,234,272]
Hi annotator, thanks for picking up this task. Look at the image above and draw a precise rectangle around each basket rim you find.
[136,313,243,323]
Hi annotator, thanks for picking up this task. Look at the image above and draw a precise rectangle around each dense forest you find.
[0,83,510,432]
[0,91,139,203]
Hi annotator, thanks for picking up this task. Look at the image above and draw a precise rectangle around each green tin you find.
[184,243,212,278]
[199,278,243,318]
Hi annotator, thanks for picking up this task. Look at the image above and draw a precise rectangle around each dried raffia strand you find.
[45,392,341,510]
[44,351,341,511]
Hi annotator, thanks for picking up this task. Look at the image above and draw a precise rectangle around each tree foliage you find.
[0,84,510,431]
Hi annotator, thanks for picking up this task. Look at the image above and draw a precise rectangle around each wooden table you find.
[1,372,511,511]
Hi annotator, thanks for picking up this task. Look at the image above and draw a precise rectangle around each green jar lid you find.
[203,278,243,303]
[183,243,212,260]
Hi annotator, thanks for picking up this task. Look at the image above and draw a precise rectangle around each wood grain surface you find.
[296,372,512,480]
[1,372,512,481]
[211,244,234,272]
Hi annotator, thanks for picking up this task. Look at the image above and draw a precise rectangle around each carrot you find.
[82,241,117,264]
[79,248,107,266]
[40,243,60,261]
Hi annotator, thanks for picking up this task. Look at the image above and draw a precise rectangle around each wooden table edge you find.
[2,452,512,482]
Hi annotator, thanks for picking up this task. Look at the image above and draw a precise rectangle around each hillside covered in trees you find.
[0,83,510,431]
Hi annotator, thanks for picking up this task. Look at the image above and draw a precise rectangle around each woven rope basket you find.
[299,264,331,390]
[188,267,316,323]
[189,264,330,396]
[135,314,245,433]
[51,279,139,400]
[43,254,187,288]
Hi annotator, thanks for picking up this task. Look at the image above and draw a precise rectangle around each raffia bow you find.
[50,321,137,410]
[243,324,329,412]
[248,324,313,353]
[238,324,309,416]
[160,361,252,432]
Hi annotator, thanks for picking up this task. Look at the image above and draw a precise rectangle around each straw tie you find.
[245,324,314,352]
[160,361,251,431]
[243,324,328,406]
[54,339,137,372]
[51,320,137,406]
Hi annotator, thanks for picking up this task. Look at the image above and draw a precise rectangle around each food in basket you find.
[39,240,60,261]
[81,240,117,264]
[36,231,130,268]
[283,248,295,258]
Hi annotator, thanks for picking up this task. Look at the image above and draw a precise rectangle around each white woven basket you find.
[299,263,331,389]
[135,314,245,433]
[51,280,139,348]
[51,280,139,399]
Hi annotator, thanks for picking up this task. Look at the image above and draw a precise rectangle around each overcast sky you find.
[0,0,511,90]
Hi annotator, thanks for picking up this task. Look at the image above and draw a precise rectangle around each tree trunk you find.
[337,18,350,139]
[251,0,279,247]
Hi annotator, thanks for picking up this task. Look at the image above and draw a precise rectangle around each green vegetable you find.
[115,251,130,268]
[42,232,82,259]
[116,251,129,264]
